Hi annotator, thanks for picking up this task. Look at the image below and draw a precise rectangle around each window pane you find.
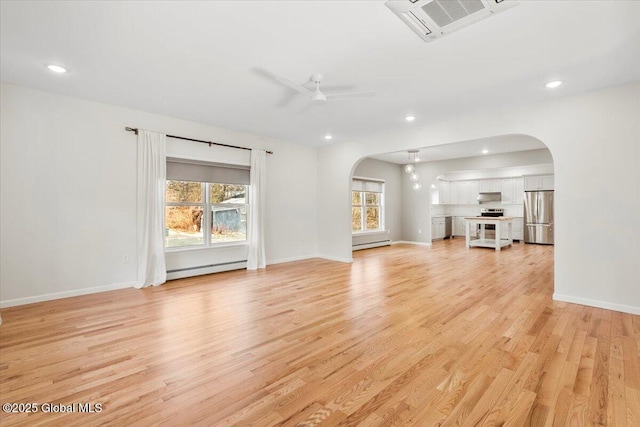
[166,181,203,203]
[165,206,204,247]
[352,191,362,205]
[210,184,247,204]
[211,205,247,243]
[366,207,380,230]
[352,207,362,231]
[365,192,379,205]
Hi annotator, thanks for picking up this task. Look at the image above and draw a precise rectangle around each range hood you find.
[477,192,502,204]
[385,0,518,43]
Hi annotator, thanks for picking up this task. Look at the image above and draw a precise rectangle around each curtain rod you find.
[125,127,273,154]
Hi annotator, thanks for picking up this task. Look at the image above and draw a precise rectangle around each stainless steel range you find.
[479,208,504,238]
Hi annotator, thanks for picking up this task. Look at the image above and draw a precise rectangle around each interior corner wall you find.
[0,83,318,307]
[352,158,403,243]
[317,82,640,315]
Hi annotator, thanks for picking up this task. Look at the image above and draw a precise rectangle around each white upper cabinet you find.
[436,177,529,205]
[458,181,470,205]
[450,181,459,204]
[514,178,524,203]
[468,181,479,204]
[480,179,501,193]
[439,181,451,204]
[500,177,524,204]
[501,179,515,203]
[524,175,554,191]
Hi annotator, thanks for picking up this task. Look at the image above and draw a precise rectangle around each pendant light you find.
[404,150,422,191]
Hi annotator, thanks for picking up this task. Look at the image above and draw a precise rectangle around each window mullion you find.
[361,191,366,231]
[203,183,210,246]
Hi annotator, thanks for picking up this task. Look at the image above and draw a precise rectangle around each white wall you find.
[352,158,403,243]
[0,83,318,306]
[317,82,640,314]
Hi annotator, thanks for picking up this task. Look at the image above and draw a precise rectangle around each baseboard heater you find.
[167,260,247,280]
[352,239,392,251]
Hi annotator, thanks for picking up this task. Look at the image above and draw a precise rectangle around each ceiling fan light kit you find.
[259,69,375,108]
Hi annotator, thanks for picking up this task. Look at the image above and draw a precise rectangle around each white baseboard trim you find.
[317,254,353,263]
[391,240,432,247]
[267,254,318,265]
[553,293,640,315]
[352,240,391,251]
[167,261,247,280]
[0,281,136,309]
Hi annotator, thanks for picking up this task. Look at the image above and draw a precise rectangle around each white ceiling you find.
[2,1,639,149]
[370,134,547,164]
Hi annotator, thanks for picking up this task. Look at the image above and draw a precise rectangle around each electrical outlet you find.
[123,254,129,263]
[418,229,422,234]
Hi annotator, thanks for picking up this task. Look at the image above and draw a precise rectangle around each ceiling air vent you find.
[386,0,518,43]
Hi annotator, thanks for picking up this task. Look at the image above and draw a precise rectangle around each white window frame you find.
[352,177,385,234]
[165,181,249,251]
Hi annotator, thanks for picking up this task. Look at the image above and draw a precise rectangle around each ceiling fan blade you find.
[274,75,313,96]
[296,101,327,115]
[325,92,376,100]
[276,91,298,108]
[302,83,357,92]
[253,67,312,96]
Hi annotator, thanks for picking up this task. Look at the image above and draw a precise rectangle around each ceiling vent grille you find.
[386,0,518,43]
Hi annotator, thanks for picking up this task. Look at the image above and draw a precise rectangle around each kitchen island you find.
[465,216,514,251]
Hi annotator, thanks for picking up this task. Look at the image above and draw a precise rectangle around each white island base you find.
[465,217,514,251]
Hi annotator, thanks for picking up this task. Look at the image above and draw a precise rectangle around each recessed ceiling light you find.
[545,80,562,89]
[47,64,67,73]
[482,149,489,154]
[324,134,333,140]
[405,115,416,122]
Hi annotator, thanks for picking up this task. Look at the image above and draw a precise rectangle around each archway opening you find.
[348,133,555,285]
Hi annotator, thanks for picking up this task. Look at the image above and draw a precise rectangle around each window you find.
[165,181,248,248]
[352,178,384,233]
[165,159,250,249]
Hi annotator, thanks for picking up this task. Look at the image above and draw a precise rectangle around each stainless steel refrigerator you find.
[524,190,554,244]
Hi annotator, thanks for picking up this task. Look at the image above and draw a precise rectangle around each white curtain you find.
[135,130,167,288]
[247,149,266,270]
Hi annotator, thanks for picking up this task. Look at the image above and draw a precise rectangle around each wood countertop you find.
[464,216,515,220]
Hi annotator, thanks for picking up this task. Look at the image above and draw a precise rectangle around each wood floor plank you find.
[0,239,637,426]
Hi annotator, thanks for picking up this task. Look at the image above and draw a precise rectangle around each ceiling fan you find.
[256,69,375,105]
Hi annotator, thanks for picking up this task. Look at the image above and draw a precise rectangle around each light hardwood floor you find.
[0,240,638,426]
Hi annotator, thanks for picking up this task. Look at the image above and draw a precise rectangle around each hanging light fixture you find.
[404,150,418,174]
[404,150,422,191]
[404,163,415,174]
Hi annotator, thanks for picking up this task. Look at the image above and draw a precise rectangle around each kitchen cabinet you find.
[512,217,524,241]
[524,175,554,191]
[480,179,501,193]
[469,181,479,204]
[450,182,459,204]
[501,179,514,203]
[514,178,524,203]
[431,217,445,239]
[501,177,524,204]
[458,181,470,204]
[448,181,474,205]
[453,216,466,237]
[439,181,450,205]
